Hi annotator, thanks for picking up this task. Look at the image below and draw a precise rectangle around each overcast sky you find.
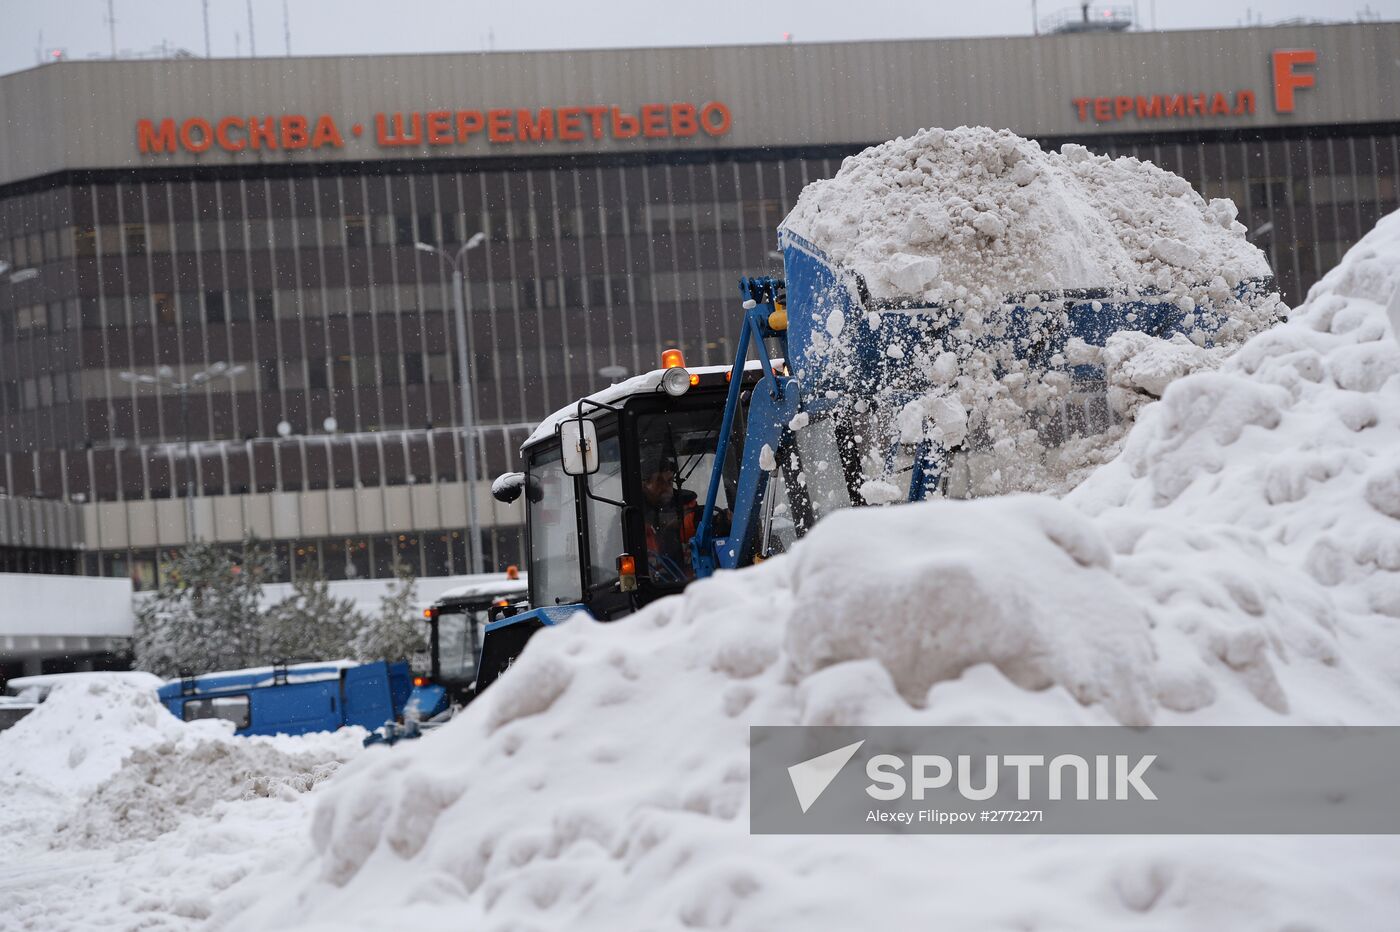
[0,0,1393,75]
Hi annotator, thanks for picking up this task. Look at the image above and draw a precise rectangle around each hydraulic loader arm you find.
[691,278,793,578]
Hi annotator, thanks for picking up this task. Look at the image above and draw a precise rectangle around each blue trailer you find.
[157,660,412,738]
[479,229,1277,690]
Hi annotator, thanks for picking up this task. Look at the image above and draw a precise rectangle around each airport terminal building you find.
[0,21,1396,590]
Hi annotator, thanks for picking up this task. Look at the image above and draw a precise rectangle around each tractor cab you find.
[483,352,767,686]
[417,570,529,705]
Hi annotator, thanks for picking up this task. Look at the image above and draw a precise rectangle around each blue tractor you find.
[480,228,1277,691]
[405,572,530,719]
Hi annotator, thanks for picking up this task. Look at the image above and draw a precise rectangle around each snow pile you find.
[0,677,207,800]
[0,677,220,854]
[0,675,361,845]
[783,126,1271,315]
[1073,207,1400,678]
[782,497,1157,724]
[52,732,359,848]
[1100,331,1229,415]
[217,215,1400,928]
[0,674,368,931]
[784,127,1284,497]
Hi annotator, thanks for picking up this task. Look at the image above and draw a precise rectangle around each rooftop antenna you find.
[106,0,116,58]
[246,0,256,56]
[1032,0,1039,34]
[282,0,291,55]
[202,0,211,56]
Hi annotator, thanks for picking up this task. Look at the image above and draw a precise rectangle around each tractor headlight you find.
[661,366,691,397]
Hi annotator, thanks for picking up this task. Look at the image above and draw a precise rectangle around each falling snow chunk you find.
[758,443,777,471]
[1150,237,1201,269]
[885,343,906,359]
[857,478,904,505]
[787,412,810,431]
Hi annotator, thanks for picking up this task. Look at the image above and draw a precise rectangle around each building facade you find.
[0,22,1396,588]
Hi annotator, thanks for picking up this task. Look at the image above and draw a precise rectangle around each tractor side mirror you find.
[491,472,543,504]
[492,472,525,503]
[559,417,599,476]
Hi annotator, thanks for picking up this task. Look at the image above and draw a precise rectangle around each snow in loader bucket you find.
[774,226,1280,500]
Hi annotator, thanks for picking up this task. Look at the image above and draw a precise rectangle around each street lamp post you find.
[119,361,246,543]
[416,232,487,574]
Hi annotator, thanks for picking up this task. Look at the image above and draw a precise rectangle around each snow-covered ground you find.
[0,677,363,930]
[5,205,1400,930]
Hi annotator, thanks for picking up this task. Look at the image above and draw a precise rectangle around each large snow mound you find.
[220,215,1400,929]
[784,126,1271,315]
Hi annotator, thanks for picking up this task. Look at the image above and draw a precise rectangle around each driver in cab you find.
[640,456,704,584]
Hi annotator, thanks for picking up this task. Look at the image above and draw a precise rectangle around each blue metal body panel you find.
[404,683,449,721]
[157,660,412,737]
[484,603,591,635]
[341,662,410,731]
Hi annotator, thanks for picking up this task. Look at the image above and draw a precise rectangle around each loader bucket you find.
[777,226,1278,400]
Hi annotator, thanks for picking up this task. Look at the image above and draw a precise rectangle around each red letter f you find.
[1273,49,1317,114]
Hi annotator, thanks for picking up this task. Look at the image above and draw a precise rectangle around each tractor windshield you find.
[433,607,482,683]
[634,405,734,587]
